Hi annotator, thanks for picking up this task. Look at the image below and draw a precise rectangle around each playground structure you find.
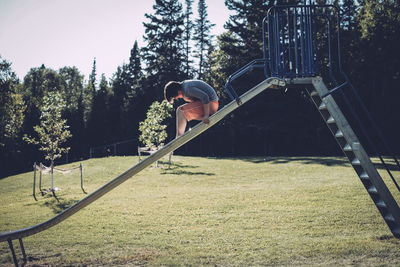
[1,2,400,266]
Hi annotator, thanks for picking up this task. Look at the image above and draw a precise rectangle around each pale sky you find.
[0,0,230,81]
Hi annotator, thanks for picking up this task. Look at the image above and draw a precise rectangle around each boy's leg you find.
[176,106,187,137]
[176,101,219,137]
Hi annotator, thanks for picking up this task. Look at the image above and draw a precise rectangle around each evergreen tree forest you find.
[1,0,399,177]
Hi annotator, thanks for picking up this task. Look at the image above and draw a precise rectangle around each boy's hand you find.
[202,117,210,124]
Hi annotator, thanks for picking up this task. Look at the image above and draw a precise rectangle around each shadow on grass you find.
[22,253,62,267]
[378,235,400,244]
[223,156,400,172]
[160,161,215,176]
[229,156,350,166]
[374,161,400,172]
[39,197,80,214]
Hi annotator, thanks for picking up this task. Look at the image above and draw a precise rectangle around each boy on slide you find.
[164,80,219,138]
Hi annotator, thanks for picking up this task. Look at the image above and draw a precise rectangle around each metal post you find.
[287,8,292,75]
[18,238,26,262]
[33,163,37,201]
[294,7,299,75]
[300,6,305,76]
[7,239,18,267]
[80,163,86,194]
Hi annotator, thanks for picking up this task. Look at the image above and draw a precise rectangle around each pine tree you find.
[0,57,24,147]
[184,0,194,78]
[193,0,215,79]
[223,0,273,63]
[109,65,129,140]
[142,0,186,93]
[88,74,112,145]
[58,66,86,158]
[127,41,143,98]
[89,58,97,92]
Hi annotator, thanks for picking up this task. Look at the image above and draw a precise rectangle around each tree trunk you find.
[51,160,54,192]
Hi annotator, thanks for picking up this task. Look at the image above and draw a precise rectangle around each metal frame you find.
[224,1,400,239]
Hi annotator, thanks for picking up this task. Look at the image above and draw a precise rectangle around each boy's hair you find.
[164,81,182,103]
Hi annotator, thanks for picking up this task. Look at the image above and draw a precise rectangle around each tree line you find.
[1,0,400,178]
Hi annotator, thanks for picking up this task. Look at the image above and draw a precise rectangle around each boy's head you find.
[164,81,182,103]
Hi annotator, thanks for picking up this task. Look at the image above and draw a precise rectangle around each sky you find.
[0,0,231,81]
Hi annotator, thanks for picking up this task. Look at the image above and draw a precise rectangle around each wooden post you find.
[80,163,86,194]
[39,163,43,195]
[33,163,37,201]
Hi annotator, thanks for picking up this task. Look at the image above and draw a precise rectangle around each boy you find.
[164,80,219,138]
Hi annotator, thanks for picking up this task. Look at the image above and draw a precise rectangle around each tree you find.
[142,0,186,94]
[3,94,25,143]
[22,65,63,137]
[89,58,97,92]
[193,0,215,79]
[139,100,173,149]
[0,57,24,147]
[106,41,145,141]
[127,41,142,88]
[184,0,195,78]
[88,73,112,145]
[354,0,400,149]
[355,0,400,99]
[223,0,273,64]
[58,66,86,158]
[24,91,72,192]
[209,0,275,95]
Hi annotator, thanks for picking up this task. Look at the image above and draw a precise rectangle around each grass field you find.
[1,155,400,266]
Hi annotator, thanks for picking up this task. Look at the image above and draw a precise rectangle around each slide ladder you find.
[225,2,400,239]
[305,77,400,238]
[0,78,285,266]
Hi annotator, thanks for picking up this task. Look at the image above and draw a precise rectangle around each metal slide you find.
[0,77,285,265]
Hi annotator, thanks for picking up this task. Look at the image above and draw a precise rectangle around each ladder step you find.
[319,102,327,110]
[384,214,395,222]
[359,171,369,180]
[367,186,378,194]
[327,116,335,124]
[343,143,352,151]
[335,130,344,138]
[376,200,387,208]
[352,158,361,165]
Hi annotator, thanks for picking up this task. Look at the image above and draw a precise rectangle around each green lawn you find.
[1,155,400,266]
